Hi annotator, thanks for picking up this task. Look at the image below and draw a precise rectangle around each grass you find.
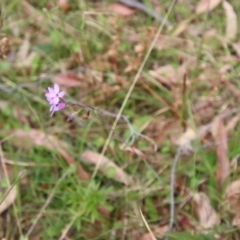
[1,0,240,239]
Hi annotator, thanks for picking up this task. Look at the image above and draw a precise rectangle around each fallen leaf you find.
[176,128,197,145]
[193,99,214,124]
[172,19,189,36]
[124,55,140,73]
[149,65,177,88]
[226,115,239,133]
[225,180,240,212]
[11,129,90,180]
[0,185,17,214]
[223,0,237,41]
[81,151,133,185]
[211,118,230,186]
[58,0,70,12]
[109,3,136,16]
[138,225,168,240]
[16,36,30,62]
[22,1,46,23]
[196,0,222,14]
[134,43,145,55]
[175,127,197,154]
[194,192,220,228]
[54,73,82,87]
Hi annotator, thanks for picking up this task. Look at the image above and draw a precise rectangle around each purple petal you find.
[46,98,53,104]
[58,91,65,98]
[45,92,56,98]
[57,102,66,110]
[47,87,55,94]
[49,104,55,112]
[54,83,59,93]
[53,97,59,105]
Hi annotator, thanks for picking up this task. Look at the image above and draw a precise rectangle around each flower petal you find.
[53,97,59,105]
[54,83,59,93]
[58,91,65,98]
[47,87,55,94]
[49,104,55,112]
[45,92,55,98]
[57,102,66,111]
[46,97,53,103]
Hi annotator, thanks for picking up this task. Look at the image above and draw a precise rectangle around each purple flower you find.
[45,83,65,105]
[50,102,66,117]
[45,84,66,117]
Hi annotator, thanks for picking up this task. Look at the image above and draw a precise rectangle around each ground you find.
[1,0,240,239]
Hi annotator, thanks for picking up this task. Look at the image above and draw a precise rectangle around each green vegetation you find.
[1,0,240,239]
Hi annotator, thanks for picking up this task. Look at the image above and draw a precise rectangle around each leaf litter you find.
[211,118,230,187]
[194,192,220,229]
[10,129,90,180]
[2,0,240,238]
[81,150,133,185]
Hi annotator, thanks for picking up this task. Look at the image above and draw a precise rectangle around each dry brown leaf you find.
[134,43,145,55]
[124,55,140,73]
[194,192,220,228]
[81,151,133,185]
[225,180,240,212]
[138,225,168,240]
[0,185,17,214]
[16,37,30,62]
[11,129,90,180]
[226,115,239,133]
[155,35,193,51]
[193,99,214,124]
[174,127,197,154]
[149,65,177,88]
[14,35,38,69]
[172,19,189,36]
[54,73,82,87]
[146,117,181,148]
[175,128,197,146]
[223,0,237,41]
[58,0,70,12]
[211,118,230,186]
[22,0,43,23]
[109,3,136,16]
[196,0,222,14]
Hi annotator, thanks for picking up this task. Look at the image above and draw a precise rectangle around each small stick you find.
[118,0,171,25]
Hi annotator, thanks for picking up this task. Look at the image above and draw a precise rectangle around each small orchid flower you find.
[50,102,66,117]
[45,83,65,105]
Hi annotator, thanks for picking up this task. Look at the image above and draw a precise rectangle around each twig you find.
[139,206,156,240]
[118,0,171,25]
[168,147,183,232]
